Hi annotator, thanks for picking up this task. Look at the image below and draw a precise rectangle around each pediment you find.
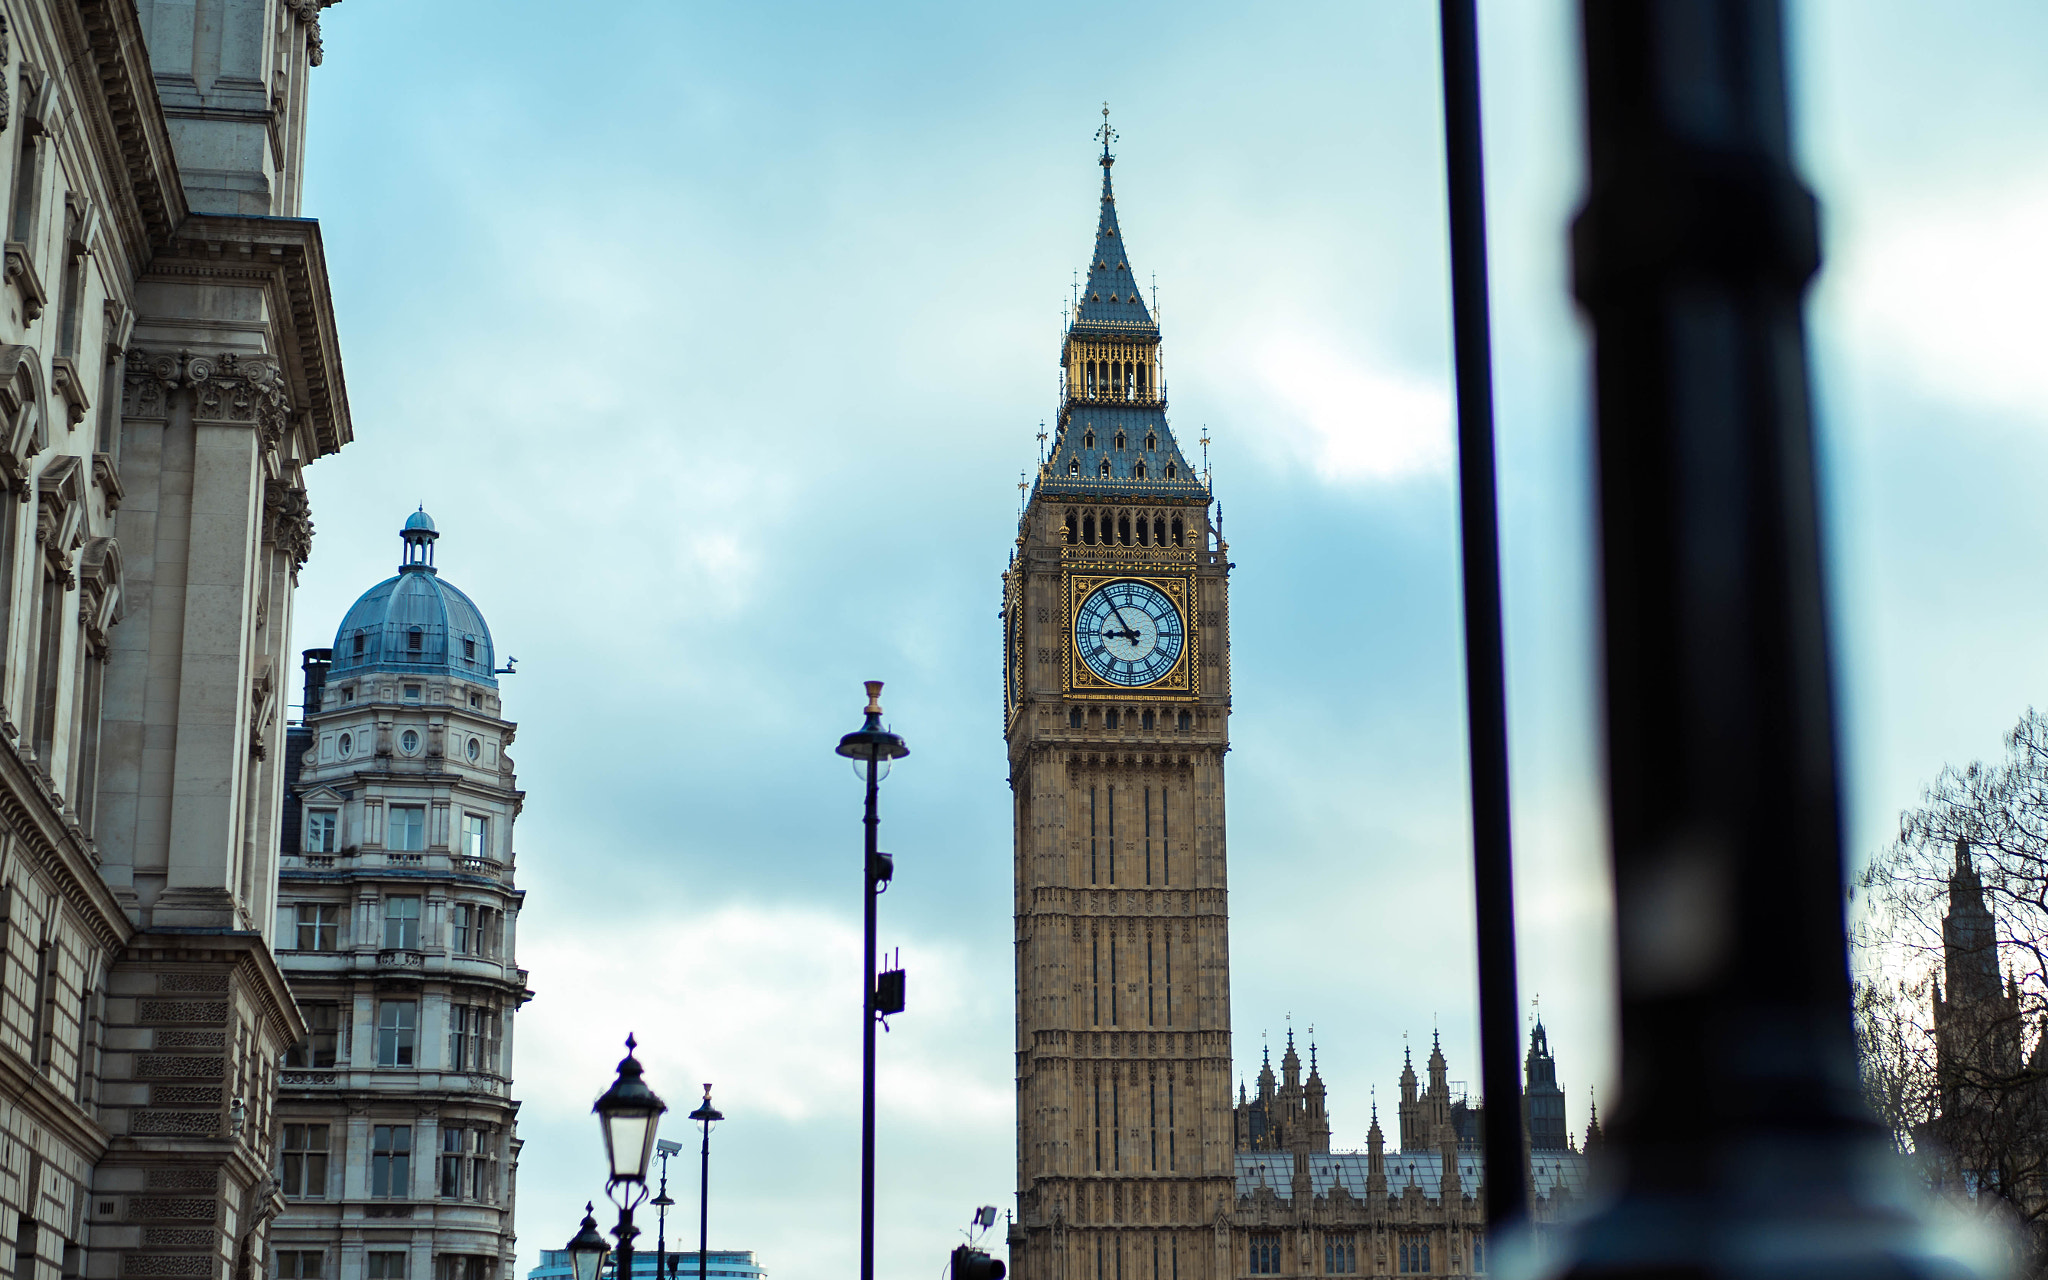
[298,785,347,805]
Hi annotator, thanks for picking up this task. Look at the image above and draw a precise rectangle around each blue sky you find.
[288,1,2048,1272]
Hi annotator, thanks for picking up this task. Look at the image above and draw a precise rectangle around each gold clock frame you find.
[1063,568,1200,699]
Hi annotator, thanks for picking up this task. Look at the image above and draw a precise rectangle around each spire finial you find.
[1097,102,1118,166]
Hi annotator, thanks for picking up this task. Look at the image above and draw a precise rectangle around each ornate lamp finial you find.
[1096,103,1118,165]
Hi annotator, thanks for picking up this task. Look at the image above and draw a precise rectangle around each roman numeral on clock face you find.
[1075,580,1184,687]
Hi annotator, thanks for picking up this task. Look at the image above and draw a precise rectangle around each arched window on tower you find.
[1084,429,1096,449]
[1115,431,1126,451]
[1086,363,1097,398]
[1165,461,1177,479]
[1099,459,1112,477]
[1137,364,1148,398]
[1106,709,1119,730]
[1154,518,1166,545]
[1146,432,1157,451]
[1070,708,1084,729]
[1134,461,1148,481]
[1070,457,1081,476]
[1082,514,1096,545]
[1142,709,1155,730]
[1172,517,1185,546]
[1065,512,1078,544]
[1118,515,1132,545]
[1136,513,1150,545]
[1177,710,1191,732]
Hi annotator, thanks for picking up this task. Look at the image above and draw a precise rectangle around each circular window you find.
[337,732,353,759]
[401,729,420,754]
[466,737,481,762]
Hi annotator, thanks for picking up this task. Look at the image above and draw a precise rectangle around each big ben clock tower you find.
[1003,115,1235,1280]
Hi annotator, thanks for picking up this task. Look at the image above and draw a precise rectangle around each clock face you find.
[1075,579,1185,687]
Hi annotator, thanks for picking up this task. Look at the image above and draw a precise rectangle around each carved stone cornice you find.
[64,0,188,257]
[139,219,351,457]
[123,348,291,449]
[262,477,313,570]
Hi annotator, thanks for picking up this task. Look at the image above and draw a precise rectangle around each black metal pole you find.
[1556,2,1991,1275]
[1438,0,1527,1233]
[614,1206,635,1280]
[698,1112,712,1280]
[861,753,880,1280]
[653,1163,667,1280]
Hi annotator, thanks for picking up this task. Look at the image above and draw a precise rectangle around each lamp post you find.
[564,1204,608,1280]
[592,1035,668,1280]
[687,1085,722,1280]
[836,681,908,1280]
[651,1141,680,1280]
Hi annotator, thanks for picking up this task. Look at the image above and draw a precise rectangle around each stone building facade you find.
[1228,1030,1588,1277]
[268,514,527,1280]
[1002,121,1235,1280]
[0,7,353,1280]
[1002,127,1593,1278]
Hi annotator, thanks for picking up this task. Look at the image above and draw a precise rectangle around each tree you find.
[1855,708,2048,1264]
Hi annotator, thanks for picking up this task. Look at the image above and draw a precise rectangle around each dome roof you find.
[330,513,497,687]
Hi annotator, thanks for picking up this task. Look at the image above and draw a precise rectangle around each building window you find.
[279,1124,329,1197]
[296,904,341,952]
[1177,710,1191,731]
[469,692,482,709]
[338,732,354,759]
[307,809,339,853]
[400,729,420,754]
[1398,1236,1431,1274]
[448,1005,499,1072]
[404,684,422,701]
[440,1132,499,1205]
[370,1126,412,1198]
[1069,708,1083,729]
[390,806,426,852]
[451,905,501,957]
[466,736,481,760]
[463,638,476,661]
[278,1252,324,1280]
[437,1257,491,1280]
[367,1255,407,1280]
[384,896,422,948]
[440,1128,465,1198]
[462,814,488,859]
[1249,1235,1281,1275]
[342,685,357,704]
[407,628,423,653]
[352,634,366,656]
[288,1003,340,1069]
[1471,1238,1484,1272]
[376,1001,417,1067]
[1325,1234,1357,1274]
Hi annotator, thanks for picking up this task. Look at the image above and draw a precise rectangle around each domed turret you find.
[329,510,498,688]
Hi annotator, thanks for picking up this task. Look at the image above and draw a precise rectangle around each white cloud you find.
[1827,177,2048,421]
[1243,330,1452,483]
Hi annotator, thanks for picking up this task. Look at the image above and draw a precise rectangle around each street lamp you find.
[687,1085,722,1280]
[564,1204,608,1280]
[593,1035,668,1280]
[835,680,908,1280]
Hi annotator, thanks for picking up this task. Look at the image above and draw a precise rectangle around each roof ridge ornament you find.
[1097,102,1117,168]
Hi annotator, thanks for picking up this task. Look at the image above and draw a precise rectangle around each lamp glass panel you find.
[605,1113,654,1181]
[569,1249,604,1280]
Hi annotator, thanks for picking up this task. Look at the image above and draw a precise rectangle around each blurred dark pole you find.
[1559,1,1989,1274]
[1438,0,1529,1236]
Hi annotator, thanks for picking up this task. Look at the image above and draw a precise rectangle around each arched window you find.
[1136,514,1149,544]
[1141,709,1155,730]
[1137,365,1148,398]
[1177,710,1191,731]
[1118,515,1132,545]
[1085,364,1096,397]
[1098,459,1112,477]
[1172,517,1185,546]
[1083,514,1096,545]
[1069,708,1084,729]
[1065,512,1077,544]
[1154,518,1166,545]
[1106,708,1119,730]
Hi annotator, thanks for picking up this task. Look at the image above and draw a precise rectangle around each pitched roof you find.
[1073,150,1155,332]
